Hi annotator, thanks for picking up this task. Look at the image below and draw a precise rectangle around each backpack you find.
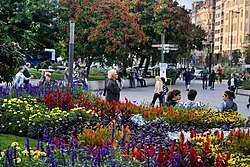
[202,70,208,78]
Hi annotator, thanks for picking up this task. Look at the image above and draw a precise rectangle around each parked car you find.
[193,68,203,80]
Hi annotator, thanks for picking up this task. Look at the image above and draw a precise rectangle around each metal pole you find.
[229,11,233,67]
[68,20,75,83]
[161,34,165,63]
[209,41,212,73]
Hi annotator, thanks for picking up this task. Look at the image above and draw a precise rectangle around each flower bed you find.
[0,85,250,166]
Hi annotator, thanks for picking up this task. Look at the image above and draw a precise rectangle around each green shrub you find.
[89,67,109,75]
[223,64,243,79]
[166,69,177,84]
[242,80,250,90]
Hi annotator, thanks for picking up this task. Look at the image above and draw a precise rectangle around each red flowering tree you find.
[59,0,144,73]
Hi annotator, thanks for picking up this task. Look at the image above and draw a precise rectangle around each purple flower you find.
[25,138,31,159]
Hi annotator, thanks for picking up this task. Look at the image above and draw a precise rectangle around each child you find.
[161,77,169,104]
[166,89,181,107]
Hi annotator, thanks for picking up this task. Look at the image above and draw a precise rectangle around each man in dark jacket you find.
[201,67,209,89]
[23,63,31,85]
[106,69,121,102]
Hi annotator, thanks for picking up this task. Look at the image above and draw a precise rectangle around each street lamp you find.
[229,11,240,67]
[68,20,75,83]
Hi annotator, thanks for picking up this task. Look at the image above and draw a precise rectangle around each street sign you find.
[152,44,163,47]
[152,44,178,48]
[158,48,178,51]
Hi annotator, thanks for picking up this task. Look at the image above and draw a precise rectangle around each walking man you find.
[201,67,209,89]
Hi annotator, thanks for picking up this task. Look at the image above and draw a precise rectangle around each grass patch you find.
[0,134,37,150]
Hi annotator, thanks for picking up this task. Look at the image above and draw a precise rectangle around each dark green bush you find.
[166,69,177,85]
[242,80,250,90]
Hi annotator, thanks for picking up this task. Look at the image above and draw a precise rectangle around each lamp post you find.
[68,20,75,83]
[229,11,240,67]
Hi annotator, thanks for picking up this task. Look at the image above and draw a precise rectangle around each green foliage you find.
[0,0,61,52]
[40,61,52,69]
[166,69,178,84]
[242,80,250,90]
[0,134,37,150]
[0,98,96,138]
[0,40,25,83]
[244,34,250,64]
[222,64,243,79]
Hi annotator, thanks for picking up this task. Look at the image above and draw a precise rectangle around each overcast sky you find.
[177,0,197,9]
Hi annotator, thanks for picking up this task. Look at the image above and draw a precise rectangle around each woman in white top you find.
[151,76,163,106]
[14,66,33,88]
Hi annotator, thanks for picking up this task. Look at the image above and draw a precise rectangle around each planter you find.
[237,88,250,96]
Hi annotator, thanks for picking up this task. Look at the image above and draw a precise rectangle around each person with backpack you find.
[161,77,169,104]
[220,91,238,112]
[201,67,209,89]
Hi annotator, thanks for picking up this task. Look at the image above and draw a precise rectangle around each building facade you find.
[191,0,215,66]
[192,0,250,64]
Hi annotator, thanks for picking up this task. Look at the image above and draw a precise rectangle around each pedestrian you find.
[182,89,200,108]
[217,66,222,84]
[39,70,46,85]
[246,96,250,109]
[129,67,137,88]
[117,69,125,89]
[209,70,216,90]
[183,68,192,91]
[44,72,51,85]
[191,66,195,74]
[166,89,181,107]
[220,90,238,112]
[136,68,147,87]
[201,66,209,89]
[106,69,121,103]
[161,77,169,104]
[64,63,69,82]
[23,63,32,85]
[14,66,33,88]
[151,76,163,107]
[227,73,237,92]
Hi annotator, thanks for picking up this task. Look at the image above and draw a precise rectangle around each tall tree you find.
[0,21,25,83]
[60,0,144,74]
[244,34,250,64]
[0,0,61,53]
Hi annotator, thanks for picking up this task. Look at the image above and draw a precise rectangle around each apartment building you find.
[191,0,215,66]
[192,0,250,62]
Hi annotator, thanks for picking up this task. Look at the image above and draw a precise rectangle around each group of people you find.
[14,63,34,88]
[181,66,226,91]
[160,87,238,112]
[64,64,88,88]
[128,67,147,88]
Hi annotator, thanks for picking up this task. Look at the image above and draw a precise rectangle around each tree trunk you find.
[86,55,92,78]
[143,57,150,77]
[138,56,145,69]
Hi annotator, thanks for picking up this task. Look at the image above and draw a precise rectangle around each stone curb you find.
[237,89,250,96]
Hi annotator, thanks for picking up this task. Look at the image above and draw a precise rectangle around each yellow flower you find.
[8,122,12,125]
[19,130,22,133]
[3,99,7,102]
[15,158,21,163]
[11,142,19,147]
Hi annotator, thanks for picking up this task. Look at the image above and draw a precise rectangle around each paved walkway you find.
[120,79,250,118]
[2,79,249,118]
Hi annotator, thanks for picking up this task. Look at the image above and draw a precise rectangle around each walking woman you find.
[166,89,182,107]
[106,69,121,103]
[151,76,163,106]
[209,70,216,90]
[220,91,238,112]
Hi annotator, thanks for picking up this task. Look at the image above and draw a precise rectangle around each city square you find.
[1,0,250,166]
